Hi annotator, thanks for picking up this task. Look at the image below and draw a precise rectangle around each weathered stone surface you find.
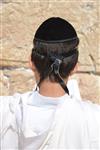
[0,70,9,95]
[96,64,100,74]
[71,73,100,104]
[0,68,36,95]
[0,0,100,103]
[0,1,99,69]
[0,60,28,68]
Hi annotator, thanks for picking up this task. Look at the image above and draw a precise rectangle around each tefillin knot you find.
[51,59,62,74]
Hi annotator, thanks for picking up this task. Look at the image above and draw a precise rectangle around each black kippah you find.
[34,17,78,42]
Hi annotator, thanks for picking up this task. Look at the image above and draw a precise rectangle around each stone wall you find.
[0,0,100,103]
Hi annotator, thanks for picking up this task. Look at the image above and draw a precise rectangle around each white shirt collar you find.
[27,90,69,108]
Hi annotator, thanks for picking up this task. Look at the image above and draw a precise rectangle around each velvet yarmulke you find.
[34,17,78,42]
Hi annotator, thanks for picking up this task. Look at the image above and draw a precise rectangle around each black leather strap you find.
[52,59,69,95]
[36,58,69,95]
[34,37,78,44]
[32,49,77,95]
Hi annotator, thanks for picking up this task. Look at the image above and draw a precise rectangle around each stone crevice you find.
[89,54,96,73]
[0,66,99,75]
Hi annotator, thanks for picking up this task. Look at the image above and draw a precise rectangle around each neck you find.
[39,79,68,97]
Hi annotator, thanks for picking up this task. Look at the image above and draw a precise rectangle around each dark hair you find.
[31,38,79,83]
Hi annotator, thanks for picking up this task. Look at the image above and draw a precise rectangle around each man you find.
[1,17,100,149]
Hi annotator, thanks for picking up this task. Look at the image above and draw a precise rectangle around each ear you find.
[70,62,79,76]
[29,55,36,72]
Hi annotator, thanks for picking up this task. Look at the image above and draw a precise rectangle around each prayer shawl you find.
[0,80,100,149]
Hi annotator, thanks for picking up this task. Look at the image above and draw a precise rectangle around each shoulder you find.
[68,97,100,132]
[62,96,100,126]
[79,99,100,126]
[0,91,35,133]
[75,98,100,116]
[0,90,35,115]
[69,96,100,113]
[78,99,100,146]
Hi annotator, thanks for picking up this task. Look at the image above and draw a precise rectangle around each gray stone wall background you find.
[0,0,100,103]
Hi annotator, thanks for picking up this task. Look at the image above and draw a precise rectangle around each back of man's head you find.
[31,17,79,94]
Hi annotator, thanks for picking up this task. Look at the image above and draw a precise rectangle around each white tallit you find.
[0,80,100,149]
